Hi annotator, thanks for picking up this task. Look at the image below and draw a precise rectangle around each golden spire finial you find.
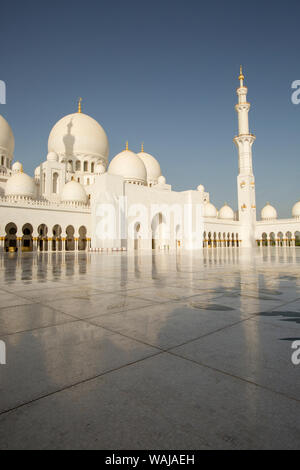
[125,141,129,151]
[238,65,244,82]
[78,97,82,113]
[141,142,144,152]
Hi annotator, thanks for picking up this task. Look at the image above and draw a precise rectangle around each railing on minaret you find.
[233,66,257,247]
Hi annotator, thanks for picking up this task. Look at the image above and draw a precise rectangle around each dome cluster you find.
[201,199,300,221]
[108,149,147,185]
[47,109,164,187]
[259,201,300,220]
[108,143,163,186]
[202,201,235,220]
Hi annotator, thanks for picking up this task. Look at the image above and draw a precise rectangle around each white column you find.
[16,232,22,253]
[62,234,66,252]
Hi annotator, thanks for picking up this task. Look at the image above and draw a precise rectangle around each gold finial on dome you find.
[20,163,23,173]
[78,97,82,113]
[141,142,144,152]
[125,141,129,151]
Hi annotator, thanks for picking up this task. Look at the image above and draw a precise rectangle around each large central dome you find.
[0,114,15,157]
[48,112,109,162]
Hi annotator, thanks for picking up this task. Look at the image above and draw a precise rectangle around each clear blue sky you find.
[1,0,299,217]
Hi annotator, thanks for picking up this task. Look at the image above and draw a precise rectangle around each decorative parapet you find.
[0,196,91,212]
[256,218,297,225]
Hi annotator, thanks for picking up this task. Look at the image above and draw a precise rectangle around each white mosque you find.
[0,68,300,253]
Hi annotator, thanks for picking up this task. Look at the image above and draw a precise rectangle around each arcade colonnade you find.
[203,231,241,248]
[256,230,300,247]
[1,222,90,252]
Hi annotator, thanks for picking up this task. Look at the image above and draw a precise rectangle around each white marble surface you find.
[0,248,299,449]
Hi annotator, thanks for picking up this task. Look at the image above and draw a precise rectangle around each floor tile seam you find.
[0,351,165,418]
[0,318,83,339]
[161,302,286,351]
[166,350,300,405]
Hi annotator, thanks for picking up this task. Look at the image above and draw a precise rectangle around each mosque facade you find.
[0,69,300,253]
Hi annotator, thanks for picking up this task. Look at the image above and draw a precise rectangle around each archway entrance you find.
[52,225,62,251]
[66,225,75,251]
[5,223,17,252]
[22,223,33,252]
[151,213,166,250]
[78,226,87,251]
[38,224,48,251]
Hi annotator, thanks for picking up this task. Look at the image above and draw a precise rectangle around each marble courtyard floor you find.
[0,248,299,450]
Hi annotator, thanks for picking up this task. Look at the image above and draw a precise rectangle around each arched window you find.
[76,161,81,171]
[52,172,59,194]
[1,156,4,166]
[84,161,88,172]
[91,163,95,173]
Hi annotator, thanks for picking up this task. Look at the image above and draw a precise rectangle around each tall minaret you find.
[233,66,256,247]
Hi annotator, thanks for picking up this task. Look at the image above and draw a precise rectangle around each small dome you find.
[292,201,300,218]
[47,151,58,162]
[158,175,166,185]
[0,114,15,157]
[12,161,23,173]
[5,171,35,198]
[137,149,161,184]
[261,203,277,220]
[108,149,147,184]
[218,203,234,220]
[197,184,205,192]
[95,162,106,174]
[203,202,217,218]
[61,180,87,204]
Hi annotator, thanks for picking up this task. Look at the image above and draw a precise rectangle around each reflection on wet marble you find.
[0,248,300,449]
